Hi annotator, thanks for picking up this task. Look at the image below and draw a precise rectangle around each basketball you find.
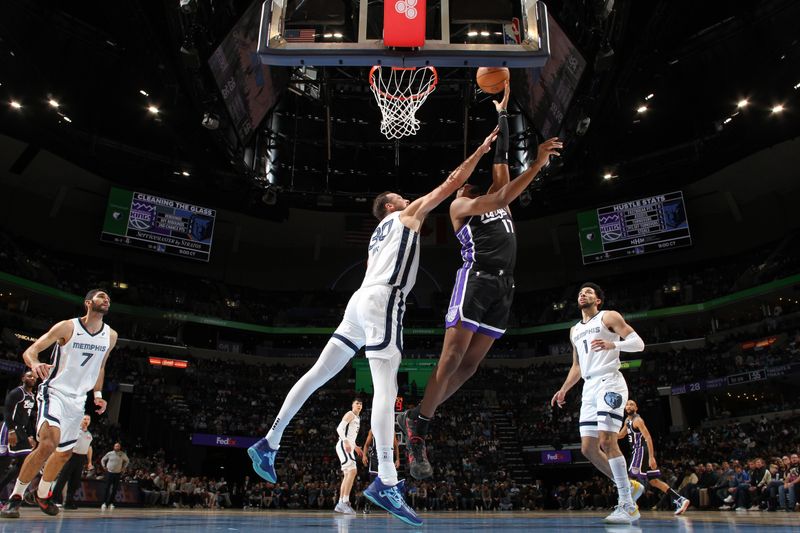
[476,67,510,94]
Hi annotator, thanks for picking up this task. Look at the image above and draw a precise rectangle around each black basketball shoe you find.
[35,493,59,516]
[397,410,433,480]
[0,495,22,518]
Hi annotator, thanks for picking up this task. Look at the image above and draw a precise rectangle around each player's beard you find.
[90,302,109,315]
[578,300,594,310]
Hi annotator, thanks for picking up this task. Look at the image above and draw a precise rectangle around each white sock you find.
[11,480,29,498]
[369,353,401,486]
[265,339,354,448]
[37,480,52,499]
[608,456,633,506]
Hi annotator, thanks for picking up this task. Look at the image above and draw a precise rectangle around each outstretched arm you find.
[399,127,498,231]
[451,137,561,220]
[487,82,511,194]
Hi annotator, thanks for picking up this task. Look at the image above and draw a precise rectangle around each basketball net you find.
[369,66,438,140]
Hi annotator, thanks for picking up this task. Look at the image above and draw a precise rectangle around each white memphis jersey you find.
[571,310,621,379]
[339,412,361,444]
[361,211,420,293]
[45,318,110,395]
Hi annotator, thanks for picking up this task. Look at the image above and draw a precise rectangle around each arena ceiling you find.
[1,0,798,221]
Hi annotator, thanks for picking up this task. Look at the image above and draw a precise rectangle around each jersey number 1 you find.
[80,352,94,367]
[582,339,588,354]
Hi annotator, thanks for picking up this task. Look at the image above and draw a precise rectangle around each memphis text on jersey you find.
[573,325,601,343]
[71,342,109,354]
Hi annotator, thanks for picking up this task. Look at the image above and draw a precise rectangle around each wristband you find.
[94,391,103,399]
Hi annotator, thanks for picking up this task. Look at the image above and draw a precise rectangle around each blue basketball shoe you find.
[248,438,278,483]
[363,478,422,527]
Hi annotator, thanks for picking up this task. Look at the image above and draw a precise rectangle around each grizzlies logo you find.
[604,391,623,409]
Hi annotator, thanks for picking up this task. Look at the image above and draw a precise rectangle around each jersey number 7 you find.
[81,352,94,367]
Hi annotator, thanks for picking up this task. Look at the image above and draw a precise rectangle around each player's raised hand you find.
[493,81,510,113]
[94,397,107,415]
[551,389,566,408]
[533,137,562,166]
[478,126,501,154]
[31,362,52,380]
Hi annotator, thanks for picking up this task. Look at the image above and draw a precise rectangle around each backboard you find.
[257,0,550,68]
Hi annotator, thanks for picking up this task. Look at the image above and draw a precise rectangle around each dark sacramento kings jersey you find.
[456,207,516,273]
[626,414,646,451]
[4,386,35,434]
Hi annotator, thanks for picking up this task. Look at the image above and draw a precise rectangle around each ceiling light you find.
[333,33,343,38]
[140,89,149,97]
[636,105,647,114]
[645,93,654,101]
[771,104,785,114]
[480,31,490,37]
[147,105,159,115]
[9,101,21,109]
[794,82,800,90]
[323,33,332,38]
[62,116,72,123]
[181,170,190,177]
[467,31,478,37]
[723,117,732,124]
[603,172,613,180]
[48,99,60,108]
[737,99,749,108]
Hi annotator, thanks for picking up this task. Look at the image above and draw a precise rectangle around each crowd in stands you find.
[2,229,799,335]
[2,229,800,512]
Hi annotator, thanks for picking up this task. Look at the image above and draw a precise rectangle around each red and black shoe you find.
[35,493,60,516]
[0,495,22,518]
[397,410,433,480]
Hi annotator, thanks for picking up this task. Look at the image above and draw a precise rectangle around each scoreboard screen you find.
[578,191,691,264]
[100,187,216,262]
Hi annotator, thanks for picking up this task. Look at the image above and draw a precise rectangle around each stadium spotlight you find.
[48,99,60,108]
[645,93,654,101]
[636,105,647,114]
[737,99,749,108]
[147,105,160,115]
[771,104,785,114]
[9,100,22,109]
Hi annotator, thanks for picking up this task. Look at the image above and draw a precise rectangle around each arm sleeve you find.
[613,331,644,352]
[101,452,109,468]
[3,389,22,429]
[336,415,350,442]
[493,112,509,165]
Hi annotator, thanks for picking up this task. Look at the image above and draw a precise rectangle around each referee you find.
[52,415,93,510]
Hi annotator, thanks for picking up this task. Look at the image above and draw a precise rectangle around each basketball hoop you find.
[369,66,438,140]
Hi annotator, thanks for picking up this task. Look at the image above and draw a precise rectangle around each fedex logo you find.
[216,437,237,446]
[541,450,572,464]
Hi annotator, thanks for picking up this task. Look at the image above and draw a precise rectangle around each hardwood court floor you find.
[0,508,797,532]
